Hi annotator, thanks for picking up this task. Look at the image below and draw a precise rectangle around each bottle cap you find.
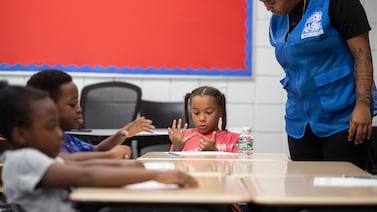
[242,127,252,132]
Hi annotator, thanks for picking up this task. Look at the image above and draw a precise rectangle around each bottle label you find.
[238,129,253,158]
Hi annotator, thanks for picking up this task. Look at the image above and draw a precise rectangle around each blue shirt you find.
[62,133,94,153]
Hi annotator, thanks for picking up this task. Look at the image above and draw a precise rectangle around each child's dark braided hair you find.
[184,86,227,130]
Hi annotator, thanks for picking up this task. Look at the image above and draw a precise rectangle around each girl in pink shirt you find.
[168,86,239,153]
[168,86,242,212]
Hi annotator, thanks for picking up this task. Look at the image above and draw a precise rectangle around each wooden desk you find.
[70,159,292,206]
[70,175,250,204]
[242,175,377,206]
[241,161,377,211]
[70,154,376,210]
[140,160,370,177]
[140,159,289,176]
[138,151,289,161]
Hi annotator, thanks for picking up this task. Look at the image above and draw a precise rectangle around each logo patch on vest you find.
[301,12,324,39]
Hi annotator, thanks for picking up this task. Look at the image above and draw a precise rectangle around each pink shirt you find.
[175,128,239,152]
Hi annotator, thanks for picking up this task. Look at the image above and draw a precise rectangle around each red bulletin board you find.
[0,0,252,77]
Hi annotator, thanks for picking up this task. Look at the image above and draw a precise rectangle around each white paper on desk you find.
[165,151,237,156]
[124,180,179,190]
[143,162,175,170]
[313,177,377,187]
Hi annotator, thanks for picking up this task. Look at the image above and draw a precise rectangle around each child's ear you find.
[11,127,28,145]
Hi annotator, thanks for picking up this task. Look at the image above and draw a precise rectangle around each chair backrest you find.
[139,100,190,128]
[137,100,192,156]
[0,80,8,89]
[80,81,142,129]
[139,143,171,156]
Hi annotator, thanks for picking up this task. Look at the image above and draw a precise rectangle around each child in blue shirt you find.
[27,69,155,161]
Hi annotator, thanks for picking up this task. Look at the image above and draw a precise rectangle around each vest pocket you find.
[313,65,355,115]
[280,77,296,119]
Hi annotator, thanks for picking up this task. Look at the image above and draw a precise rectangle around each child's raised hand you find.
[197,131,217,151]
[119,116,155,138]
[168,119,191,151]
[155,170,198,188]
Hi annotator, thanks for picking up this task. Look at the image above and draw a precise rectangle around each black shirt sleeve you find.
[329,0,371,40]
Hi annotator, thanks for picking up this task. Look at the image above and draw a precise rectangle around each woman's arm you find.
[346,32,374,144]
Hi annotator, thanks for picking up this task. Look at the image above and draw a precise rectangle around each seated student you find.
[27,69,155,161]
[168,86,239,152]
[0,85,198,212]
[168,86,242,212]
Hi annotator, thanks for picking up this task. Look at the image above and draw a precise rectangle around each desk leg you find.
[131,140,138,159]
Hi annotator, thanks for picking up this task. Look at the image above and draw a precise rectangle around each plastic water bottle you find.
[238,127,253,158]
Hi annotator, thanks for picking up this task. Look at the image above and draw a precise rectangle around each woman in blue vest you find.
[260,0,377,169]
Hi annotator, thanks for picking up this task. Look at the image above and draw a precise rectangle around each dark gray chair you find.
[139,100,187,128]
[80,81,142,129]
[137,100,192,156]
[0,80,8,89]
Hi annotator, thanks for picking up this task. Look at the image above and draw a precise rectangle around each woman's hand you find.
[349,103,372,144]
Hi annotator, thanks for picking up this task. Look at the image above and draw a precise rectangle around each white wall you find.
[1,0,376,155]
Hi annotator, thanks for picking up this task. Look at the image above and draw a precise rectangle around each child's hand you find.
[109,145,132,159]
[155,170,198,188]
[168,119,194,151]
[119,117,155,138]
[197,131,217,151]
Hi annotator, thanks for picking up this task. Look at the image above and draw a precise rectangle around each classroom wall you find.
[1,0,377,156]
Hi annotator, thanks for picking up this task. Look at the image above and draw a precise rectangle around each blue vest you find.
[269,0,377,138]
